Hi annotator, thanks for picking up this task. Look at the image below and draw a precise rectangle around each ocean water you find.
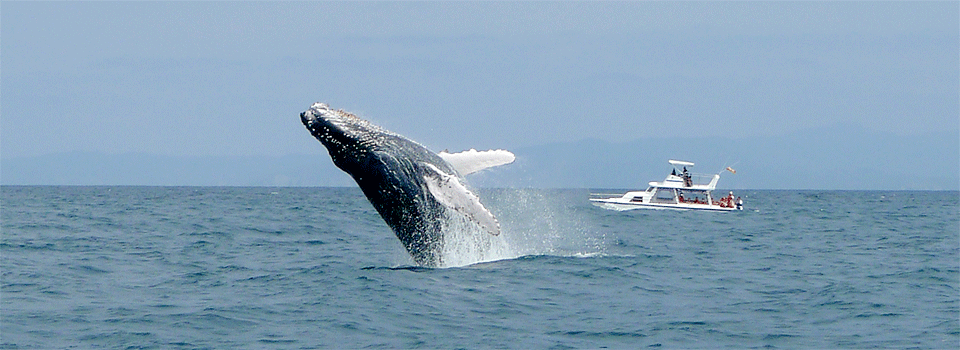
[2,186,957,349]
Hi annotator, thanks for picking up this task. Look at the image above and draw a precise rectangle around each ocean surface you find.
[2,186,957,349]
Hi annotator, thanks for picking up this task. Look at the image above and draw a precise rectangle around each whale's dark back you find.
[347,136,451,266]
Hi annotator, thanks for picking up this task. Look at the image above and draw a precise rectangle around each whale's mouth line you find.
[301,103,367,158]
[302,102,387,147]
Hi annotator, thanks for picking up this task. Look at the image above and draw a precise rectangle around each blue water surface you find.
[2,187,957,349]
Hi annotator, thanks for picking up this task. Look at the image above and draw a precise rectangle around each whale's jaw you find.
[300,103,387,174]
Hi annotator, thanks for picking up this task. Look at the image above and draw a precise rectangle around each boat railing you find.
[685,173,719,187]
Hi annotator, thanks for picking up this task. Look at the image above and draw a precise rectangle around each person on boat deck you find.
[682,167,692,187]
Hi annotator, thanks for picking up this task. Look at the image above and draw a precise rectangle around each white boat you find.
[590,160,742,212]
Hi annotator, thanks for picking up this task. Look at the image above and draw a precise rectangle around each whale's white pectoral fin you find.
[437,149,516,176]
[423,163,500,236]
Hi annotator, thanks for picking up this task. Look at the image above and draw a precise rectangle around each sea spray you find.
[435,189,606,267]
[489,188,606,258]
[438,211,514,267]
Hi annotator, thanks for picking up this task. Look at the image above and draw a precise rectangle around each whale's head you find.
[300,102,390,170]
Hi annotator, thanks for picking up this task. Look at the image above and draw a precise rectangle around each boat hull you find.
[589,198,738,212]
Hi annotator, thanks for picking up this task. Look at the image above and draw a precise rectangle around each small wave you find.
[0,241,57,251]
[360,265,433,272]
[258,338,296,344]
[762,333,799,340]
[548,330,648,338]
[72,264,111,274]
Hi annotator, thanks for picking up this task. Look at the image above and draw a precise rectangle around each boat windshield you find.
[652,188,677,204]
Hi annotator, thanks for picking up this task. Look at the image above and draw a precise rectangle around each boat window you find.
[652,188,676,203]
[677,190,709,204]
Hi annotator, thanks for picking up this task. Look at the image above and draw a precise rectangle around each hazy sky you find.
[3,1,957,159]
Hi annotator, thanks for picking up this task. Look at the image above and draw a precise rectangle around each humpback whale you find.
[300,102,514,266]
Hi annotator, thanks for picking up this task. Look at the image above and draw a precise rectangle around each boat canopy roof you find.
[668,159,695,167]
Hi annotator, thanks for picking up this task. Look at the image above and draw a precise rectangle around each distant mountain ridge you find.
[2,126,957,190]
[469,125,958,190]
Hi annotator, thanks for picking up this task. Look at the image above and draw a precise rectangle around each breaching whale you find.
[300,102,514,266]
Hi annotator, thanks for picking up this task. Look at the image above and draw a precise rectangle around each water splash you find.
[438,211,514,268]
[436,189,606,268]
